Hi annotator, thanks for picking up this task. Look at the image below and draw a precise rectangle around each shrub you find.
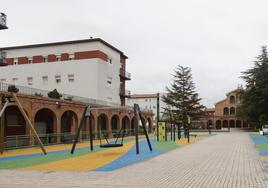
[7,85,19,93]
[34,92,43,97]
[47,89,62,99]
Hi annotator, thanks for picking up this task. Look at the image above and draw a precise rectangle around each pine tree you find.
[162,65,204,124]
[237,46,268,128]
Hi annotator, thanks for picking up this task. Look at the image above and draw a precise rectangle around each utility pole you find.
[156,93,160,141]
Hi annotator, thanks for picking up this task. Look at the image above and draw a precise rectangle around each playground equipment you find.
[71,103,152,155]
[157,108,192,143]
[157,121,167,141]
[0,93,47,155]
[99,122,126,148]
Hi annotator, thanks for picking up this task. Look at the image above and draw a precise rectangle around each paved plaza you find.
[1,130,268,188]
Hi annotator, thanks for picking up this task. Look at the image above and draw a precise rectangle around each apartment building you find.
[0,38,131,106]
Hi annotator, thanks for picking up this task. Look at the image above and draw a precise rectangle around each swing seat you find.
[100,143,123,148]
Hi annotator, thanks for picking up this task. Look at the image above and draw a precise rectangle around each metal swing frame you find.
[71,104,152,155]
[99,124,126,148]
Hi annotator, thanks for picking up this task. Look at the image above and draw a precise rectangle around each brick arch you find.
[60,110,78,143]
[4,105,28,137]
[34,108,57,143]
[111,114,120,134]
[229,120,235,128]
[122,115,131,135]
[97,113,109,132]
[223,120,228,128]
[216,120,222,129]
[61,110,78,131]
[33,106,57,122]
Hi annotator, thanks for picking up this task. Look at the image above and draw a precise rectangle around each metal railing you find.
[120,68,131,80]
[0,82,155,113]
[4,129,152,150]
[0,81,128,108]
[119,87,131,98]
[0,12,7,29]
[0,51,6,64]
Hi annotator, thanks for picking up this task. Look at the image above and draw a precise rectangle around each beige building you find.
[199,89,251,129]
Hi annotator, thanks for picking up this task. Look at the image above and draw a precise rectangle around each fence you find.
[4,128,151,150]
[0,81,125,108]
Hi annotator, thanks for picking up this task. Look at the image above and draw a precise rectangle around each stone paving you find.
[1,130,268,188]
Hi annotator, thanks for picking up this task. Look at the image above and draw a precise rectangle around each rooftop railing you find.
[0,81,125,108]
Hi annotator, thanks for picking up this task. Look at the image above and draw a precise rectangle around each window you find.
[145,99,148,102]
[69,54,74,60]
[27,77,33,85]
[0,78,6,82]
[230,96,235,104]
[28,58,32,64]
[56,55,61,61]
[43,57,48,63]
[13,58,18,65]
[68,74,74,83]
[12,78,18,83]
[42,76,48,85]
[55,75,61,83]
[230,107,235,115]
[108,57,112,64]
[223,107,229,115]
[107,76,112,84]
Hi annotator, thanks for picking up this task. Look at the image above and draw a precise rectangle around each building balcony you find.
[0,13,8,30]
[119,68,131,80]
[120,88,131,98]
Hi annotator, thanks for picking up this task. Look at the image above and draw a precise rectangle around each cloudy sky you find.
[1,0,268,107]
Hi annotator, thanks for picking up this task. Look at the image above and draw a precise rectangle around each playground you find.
[0,94,211,172]
[250,133,268,166]
[0,134,209,172]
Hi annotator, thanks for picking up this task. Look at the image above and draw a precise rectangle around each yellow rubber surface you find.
[0,139,116,158]
[20,141,135,171]
[264,157,268,164]
[176,136,207,146]
[0,141,97,158]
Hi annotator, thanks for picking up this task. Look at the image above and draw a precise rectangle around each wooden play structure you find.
[0,93,47,155]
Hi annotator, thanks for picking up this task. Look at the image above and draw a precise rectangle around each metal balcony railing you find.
[120,68,131,80]
[119,88,131,98]
[0,12,7,30]
[0,51,7,65]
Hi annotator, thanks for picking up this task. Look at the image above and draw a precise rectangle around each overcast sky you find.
[1,0,268,107]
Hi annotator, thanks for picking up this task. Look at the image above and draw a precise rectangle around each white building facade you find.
[126,93,167,121]
[0,38,131,106]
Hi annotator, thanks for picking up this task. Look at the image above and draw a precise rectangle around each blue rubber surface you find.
[95,140,161,171]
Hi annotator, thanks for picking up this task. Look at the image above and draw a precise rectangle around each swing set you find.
[71,104,152,154]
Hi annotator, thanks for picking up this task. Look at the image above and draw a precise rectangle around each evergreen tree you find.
[237,46,268,128]
[162,65,204,125]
